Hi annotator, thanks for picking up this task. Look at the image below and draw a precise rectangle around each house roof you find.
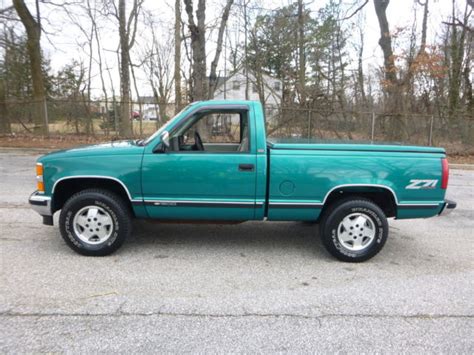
[138,96,156,104]
[213,66,281,91]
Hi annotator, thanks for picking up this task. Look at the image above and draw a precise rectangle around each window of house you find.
[232,81,240,90]
[252,83,258,93]
[273,81,281,91]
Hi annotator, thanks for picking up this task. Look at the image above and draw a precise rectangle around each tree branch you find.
[340,0,369,21]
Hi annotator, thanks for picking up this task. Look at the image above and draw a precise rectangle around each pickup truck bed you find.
[266,138,447,221]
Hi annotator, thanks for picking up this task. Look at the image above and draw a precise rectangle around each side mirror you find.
[152,130,170,153]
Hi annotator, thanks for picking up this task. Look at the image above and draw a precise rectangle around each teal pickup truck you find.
[29,100,456,262]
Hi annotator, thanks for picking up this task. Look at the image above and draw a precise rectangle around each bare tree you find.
[208,0,234,98]
[297,0,306,105]
[114,0,143,137]
[90,2,110,133]
[12,0,48,135]
[0,78,10,133]
[118,0,131,136]
[183,0,207,101]
[355,20,367,107]
[174,0,182,113]
[373,0,397,86]
[446,0,472,120]
[141,11,175,127]
[418,0,429,54]
[148,39,174,126]
[66,0,98,135]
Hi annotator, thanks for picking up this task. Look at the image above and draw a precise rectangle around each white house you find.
[212,68,282,120]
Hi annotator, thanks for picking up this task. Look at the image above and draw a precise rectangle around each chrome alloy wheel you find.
[73,206,114,245]
[337,212,376,251]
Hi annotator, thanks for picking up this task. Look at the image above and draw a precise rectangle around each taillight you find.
[441,158,449,189]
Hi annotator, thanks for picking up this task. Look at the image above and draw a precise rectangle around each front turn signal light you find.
[37,181,45,192]
[36,163,44,193]
[36,163,43,176]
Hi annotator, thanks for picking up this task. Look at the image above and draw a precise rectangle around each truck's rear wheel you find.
[59,189,132,256]
[319,198,388,262]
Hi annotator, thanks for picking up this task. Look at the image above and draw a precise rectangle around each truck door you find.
[141,106,258,220]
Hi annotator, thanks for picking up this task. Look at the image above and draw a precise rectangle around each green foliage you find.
[248,4,302,79]
[307,1,348,88]
[48,61,89,124]
[51,61,86,99]
[246,1,349,105]
[0,28,52,99]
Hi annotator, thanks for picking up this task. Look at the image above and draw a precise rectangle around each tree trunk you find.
[118,0,132,136]
[419,0,429,53]
[174,0,182,113]
[373,0,397,85]
[357,27,367,107]
[129,53,142,136]
[373,0,404,140]
[12,0,48,135]
[85,24,94,136]
[0,79,11,134]
[184,0,207,101]
[447,0,469,122]
[243,0,249,100]
[297,0,306,105]
[208,0,234,99]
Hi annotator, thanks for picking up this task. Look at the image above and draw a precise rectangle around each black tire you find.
[59,189,132,256]
[319,198,388,262]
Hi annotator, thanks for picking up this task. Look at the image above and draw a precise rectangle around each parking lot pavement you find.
[0,148,473,353]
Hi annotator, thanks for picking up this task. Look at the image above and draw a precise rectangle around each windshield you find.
[143,104,195,145]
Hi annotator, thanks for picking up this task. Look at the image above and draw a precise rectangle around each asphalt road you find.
[0,148,473,353]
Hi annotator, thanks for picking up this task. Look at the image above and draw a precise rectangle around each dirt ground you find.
[0,134,473,163]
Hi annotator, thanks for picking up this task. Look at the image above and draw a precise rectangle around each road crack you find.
[0,311,472,320]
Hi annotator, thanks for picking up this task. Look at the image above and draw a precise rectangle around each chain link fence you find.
[264,105,474,153]
[1,99,473,153]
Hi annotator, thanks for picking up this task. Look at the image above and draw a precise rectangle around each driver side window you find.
[170,110,250,153]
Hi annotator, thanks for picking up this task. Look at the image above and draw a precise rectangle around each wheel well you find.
[320,186,397,219]
[52,178,134,215]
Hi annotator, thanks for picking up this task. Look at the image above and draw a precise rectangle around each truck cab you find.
[141,101,267,221]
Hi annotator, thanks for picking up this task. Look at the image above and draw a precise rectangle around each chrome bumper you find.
[438,199,457,216]
[29,191,53,225]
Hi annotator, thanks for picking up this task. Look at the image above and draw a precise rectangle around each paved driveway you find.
[0,148,473,352]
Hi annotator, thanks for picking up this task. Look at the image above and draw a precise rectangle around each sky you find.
[1,0,460,99]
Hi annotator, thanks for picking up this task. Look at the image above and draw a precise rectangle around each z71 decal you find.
[406,179,438,189]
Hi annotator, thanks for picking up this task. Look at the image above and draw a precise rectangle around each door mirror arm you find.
[153,131,170,153]
[152,143,167,153]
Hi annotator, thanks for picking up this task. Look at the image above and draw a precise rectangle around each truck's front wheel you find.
[59,189,132,256]
[319,198,388,262]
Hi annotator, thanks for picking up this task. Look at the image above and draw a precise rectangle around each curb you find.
[450,164,474,171]
[0,147,53,155]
